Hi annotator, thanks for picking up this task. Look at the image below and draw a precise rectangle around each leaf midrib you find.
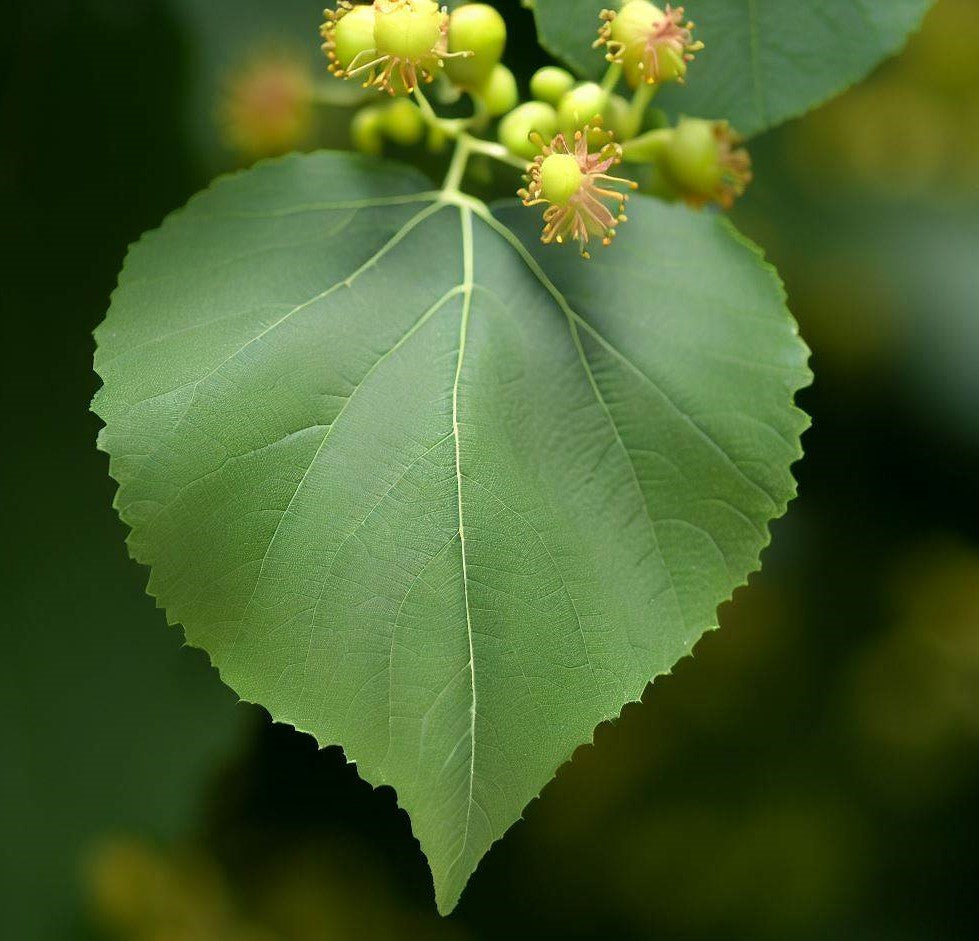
[447,204,478,882]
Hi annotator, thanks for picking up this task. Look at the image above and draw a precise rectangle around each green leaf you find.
[93,151,810,912]
[532,0,934,136]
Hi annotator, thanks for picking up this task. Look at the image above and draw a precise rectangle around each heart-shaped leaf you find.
[93,151,810,911]
[532,0,934,136]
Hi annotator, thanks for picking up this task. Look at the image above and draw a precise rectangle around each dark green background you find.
[3,1,977,938]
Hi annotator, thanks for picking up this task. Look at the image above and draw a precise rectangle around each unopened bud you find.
[539,153,584,206]
[323,3,377,75]
[499,101,560,160]
[479,63,519,118]
[557,82,606,136]
[529,66,576,107]
[382,97,426,146]
[444,3,507,89]
[662,117,752,208]
[351,105,385,155]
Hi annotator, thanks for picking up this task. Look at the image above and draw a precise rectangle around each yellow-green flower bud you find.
[444,3,507,89]
[351,105,385,155]
[373,0,443,64]
[499,101,560,160]
[539,153,584,205]
[662,117,752,208]
[556,83,623,148]
[529,66,576,106]
[478,63,519,117]
[322,4,377,77]
[381,97,425,145]
[557,82,606,136]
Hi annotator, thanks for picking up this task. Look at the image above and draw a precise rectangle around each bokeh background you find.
[3,1,978,938]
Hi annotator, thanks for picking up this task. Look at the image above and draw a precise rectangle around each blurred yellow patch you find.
[85,838,268,941]
[847,540,979,801]
[221,54,315,159]
[84,836,468,941]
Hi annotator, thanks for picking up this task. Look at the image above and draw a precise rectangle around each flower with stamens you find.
[663,117,753,208]
[322,1,472,96]
[519,126,638,259]
[595,2,704,87]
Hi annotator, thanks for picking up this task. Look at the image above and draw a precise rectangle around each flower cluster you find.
[313,1,752,260]
[519,126,638,259]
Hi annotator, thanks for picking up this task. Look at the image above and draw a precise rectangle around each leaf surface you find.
[532,0,933,135]
[93,151,809,912]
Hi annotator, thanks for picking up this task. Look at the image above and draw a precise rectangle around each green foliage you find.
[532,0,934,135]
[93,151,810,911]
[1,473,243,938]
[171,0,337,168]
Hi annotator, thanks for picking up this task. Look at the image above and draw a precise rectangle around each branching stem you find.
[620,128,672,163]
[409,88,526,193]
[412,86,470,135]
[442,134,527,194]
[599,62,623,100]
[623,82,658,139]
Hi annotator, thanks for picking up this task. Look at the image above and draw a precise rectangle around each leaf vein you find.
[446,205,478,881]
